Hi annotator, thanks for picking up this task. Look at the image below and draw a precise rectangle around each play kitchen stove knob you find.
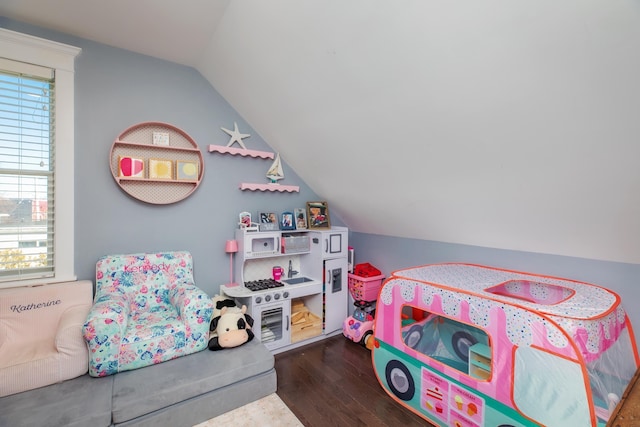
[265,295,271,302]
[274,293,280,300]
[283,291,289,298]
[255,296,262,304]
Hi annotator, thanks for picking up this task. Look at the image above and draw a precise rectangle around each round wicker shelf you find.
[110,122,204,204]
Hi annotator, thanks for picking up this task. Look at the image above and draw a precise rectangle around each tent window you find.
[400,305,491,380]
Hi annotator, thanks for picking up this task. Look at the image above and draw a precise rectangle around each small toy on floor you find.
[208,295,255,351]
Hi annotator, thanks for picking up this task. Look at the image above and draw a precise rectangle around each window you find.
[0,29,80,287]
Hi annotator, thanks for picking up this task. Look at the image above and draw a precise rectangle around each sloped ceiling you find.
[2,1,639,263]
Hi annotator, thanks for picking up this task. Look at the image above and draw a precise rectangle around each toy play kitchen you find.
[221,226,349,353]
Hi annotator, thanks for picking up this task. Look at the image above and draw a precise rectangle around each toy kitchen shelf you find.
[110,122,204,204]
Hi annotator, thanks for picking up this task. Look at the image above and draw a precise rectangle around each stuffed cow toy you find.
[208,295,255,351]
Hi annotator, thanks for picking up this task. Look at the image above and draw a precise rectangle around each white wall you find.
[201,0,640,264]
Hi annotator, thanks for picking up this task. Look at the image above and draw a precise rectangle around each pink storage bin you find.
[348,273,385,302]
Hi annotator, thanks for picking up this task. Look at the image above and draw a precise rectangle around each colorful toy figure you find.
[371,263,639,427]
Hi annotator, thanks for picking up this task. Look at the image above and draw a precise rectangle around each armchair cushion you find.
[83,251,213,377]
[0,280,93,397]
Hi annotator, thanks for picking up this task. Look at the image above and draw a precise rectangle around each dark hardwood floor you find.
[275,335,432,426]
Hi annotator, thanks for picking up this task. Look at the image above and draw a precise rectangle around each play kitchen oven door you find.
[251,299,291,351]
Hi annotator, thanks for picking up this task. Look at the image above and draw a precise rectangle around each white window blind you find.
[0,59,55,280]
[0,28,80,288]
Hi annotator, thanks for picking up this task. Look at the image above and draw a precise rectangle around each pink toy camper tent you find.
[371,263,639,427]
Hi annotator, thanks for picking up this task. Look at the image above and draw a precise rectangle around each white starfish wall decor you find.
[221,122,250,149]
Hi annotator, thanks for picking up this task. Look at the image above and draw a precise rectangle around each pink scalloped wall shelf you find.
[239,183,300,193]
[208,144,274,159]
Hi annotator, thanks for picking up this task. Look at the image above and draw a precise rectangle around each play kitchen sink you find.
[282,276,315,285]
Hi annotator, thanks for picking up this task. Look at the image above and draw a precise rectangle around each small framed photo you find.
[294,208,307,230]
[239,211,252,228]
[118,156,145,178]
[258,212,279,231]
[280,212,296,230]
[152,131,170,146]
[307,201,331,229]
[176,160,199,180]
[149,158,174,180]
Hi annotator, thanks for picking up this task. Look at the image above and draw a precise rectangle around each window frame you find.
[0,28,81,288]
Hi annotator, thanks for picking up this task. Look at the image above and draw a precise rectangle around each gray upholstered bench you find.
[0,340,276,427]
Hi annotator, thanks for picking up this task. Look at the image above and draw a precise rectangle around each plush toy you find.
[208,295,255,351]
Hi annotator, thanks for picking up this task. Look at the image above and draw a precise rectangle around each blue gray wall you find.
[3,18,639,343]
[0,18,330,296]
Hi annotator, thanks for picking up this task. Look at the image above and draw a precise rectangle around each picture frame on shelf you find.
[307,201,331,229]
[152,131,170,146]
[176,160,199,180]
[294,208,307,230]
[118,156,145,178]
[258,212,279,231]
[149,158,174,180]
[239,211,252,228]
[280,212,296,230]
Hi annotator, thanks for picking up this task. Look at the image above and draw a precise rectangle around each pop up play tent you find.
[371,263,638,427]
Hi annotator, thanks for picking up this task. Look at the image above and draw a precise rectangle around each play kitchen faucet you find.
[287,259,298,278]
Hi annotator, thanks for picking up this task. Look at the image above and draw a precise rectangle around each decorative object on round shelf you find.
[110,122,204,204]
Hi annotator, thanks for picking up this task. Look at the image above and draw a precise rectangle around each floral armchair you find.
[83,251,213,377]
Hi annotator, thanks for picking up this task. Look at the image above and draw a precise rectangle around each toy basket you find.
[348,273,385,302]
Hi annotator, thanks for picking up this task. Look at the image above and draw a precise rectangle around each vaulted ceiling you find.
[2,1,639,263]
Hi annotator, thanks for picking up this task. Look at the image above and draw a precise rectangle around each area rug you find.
[193,393,303,427]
